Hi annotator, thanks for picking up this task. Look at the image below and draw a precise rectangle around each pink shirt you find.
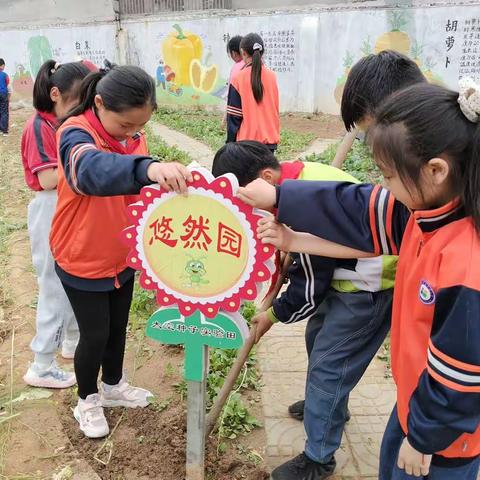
[229,60,245,84]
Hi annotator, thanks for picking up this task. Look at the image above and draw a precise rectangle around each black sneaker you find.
[288,399,305,420]
[288,399,352,423]
[271,452,336,480]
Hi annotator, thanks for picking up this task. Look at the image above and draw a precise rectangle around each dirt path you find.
[281,112,345,138]
[150,121,214,169]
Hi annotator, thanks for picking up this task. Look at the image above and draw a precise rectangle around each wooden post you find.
[186,345,209,480]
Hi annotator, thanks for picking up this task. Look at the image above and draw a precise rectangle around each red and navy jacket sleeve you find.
[272,252,336,323]
[24,114,58,175]
[407,285,480,454]
[226,83,243,143]
[59,127,156,196]
[277,180,410,255]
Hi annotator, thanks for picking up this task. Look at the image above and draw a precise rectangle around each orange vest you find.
[50,114,147,282]
[232,65,280,145]
[393,205,480,459]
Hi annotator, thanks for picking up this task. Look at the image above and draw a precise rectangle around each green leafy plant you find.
[305,139,383,184]
[145,125,192,165]
[240,302,257,324]
[276,130,315,161]
[153,108,225,152]
[205,302,263,438]
[411,40,424,59]
[236,444,264,465]
[152,108,314,161]
[129,282,156,336]
[150,397,171,413]
[360,37,372,56]
[389,10,408,31]
[217,393,262,439]
[343,50,354,69]
[174,380,188,401]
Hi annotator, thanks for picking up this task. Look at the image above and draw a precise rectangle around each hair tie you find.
[253,42,263,52]
[458,77,480,123]
[100,59,116,75]
[50,62,61,74]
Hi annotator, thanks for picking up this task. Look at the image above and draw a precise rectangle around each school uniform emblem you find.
[419,280,436,305]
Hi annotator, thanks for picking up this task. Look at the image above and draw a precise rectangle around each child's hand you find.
[251,311,275,343]
[147,162,193,194]
[397,438,432,477]
[258,217,293,252]
[237,178,277,210]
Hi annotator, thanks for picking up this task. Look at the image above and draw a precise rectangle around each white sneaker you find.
[101,377,152,408]
[74,393,109,438]
[61,339,77,360]
[23,361,76,389]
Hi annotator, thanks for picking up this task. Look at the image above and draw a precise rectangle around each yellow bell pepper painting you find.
[162,24,203,86]
[190,57,219,94]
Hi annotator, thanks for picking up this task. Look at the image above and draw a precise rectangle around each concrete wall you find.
[124,3,480,113]
[1,0,116,28]
[0,0,464,28]
[1,1,479,113]
[232,0,462,7]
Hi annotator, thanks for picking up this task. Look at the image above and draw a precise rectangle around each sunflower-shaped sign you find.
[122,167,275,319]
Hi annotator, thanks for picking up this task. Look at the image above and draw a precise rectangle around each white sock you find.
[32,354,54,372]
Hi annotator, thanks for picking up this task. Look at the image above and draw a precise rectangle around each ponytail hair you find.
[369,82,480,232]
[240,33,265,103]
[65,59,157,119]
[33,59,93,112]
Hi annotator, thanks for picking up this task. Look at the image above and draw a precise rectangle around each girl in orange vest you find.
[239,81,480,480]
[50,61,191,439]
[226,33,280,152]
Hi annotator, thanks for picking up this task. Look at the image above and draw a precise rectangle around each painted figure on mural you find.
[156,59,166,89]
[12,64,34,99]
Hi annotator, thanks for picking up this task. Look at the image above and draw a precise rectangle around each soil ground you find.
[280,112,345,138]
[0,108,340,479]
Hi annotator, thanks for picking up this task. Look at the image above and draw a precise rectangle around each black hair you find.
[240,33,265,103]
[212,141,280,186]
[369,82,480,231]
[341,50,426,131]
[227,35,243,55]
[33,60,92,112]
[66,60,157,119]
[0,59,5,67]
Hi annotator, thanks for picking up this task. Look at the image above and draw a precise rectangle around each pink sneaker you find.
[101,377,152,408]
[74,394,109,438]
[23,361,76,389]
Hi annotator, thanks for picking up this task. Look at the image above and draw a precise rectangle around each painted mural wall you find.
[124,13,318,112]
[315,7,480,114]
[1,4,479,113]
[0,24,116,102]
[123,4,479,113]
